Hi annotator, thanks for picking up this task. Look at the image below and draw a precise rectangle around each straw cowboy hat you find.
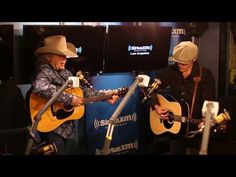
[66,42,77,57]
[172,41,198,64]
[34,35,78,58]
[67,42,85,62]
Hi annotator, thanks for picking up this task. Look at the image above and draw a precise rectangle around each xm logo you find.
[95,140,139,155]
[172,28,186,36]
[93,113,137,129]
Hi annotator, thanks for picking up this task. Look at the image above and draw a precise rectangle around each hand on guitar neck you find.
[71,91,120,107]
[107,95,120,104]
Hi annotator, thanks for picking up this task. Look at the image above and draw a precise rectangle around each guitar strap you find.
[190,66,203,119]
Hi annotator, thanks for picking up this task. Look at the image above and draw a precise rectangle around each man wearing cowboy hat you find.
[147,41,216,155]
[31,35,119,155]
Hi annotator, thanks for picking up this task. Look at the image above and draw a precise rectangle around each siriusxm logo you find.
[128,45,153,52]
[128,45,153,56]
[172,28,186,36]
[93,112,137,129]
[95,140,139,155]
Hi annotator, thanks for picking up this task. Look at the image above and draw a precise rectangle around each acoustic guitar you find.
[150,94,230,136]
[29,87,128,132]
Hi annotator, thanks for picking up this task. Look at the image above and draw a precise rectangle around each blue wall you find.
[85,72,143,154]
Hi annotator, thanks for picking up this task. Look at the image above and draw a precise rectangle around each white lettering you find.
[95,140,139,155]
[172,28,186,35]
[93,113,137,129]
[128,45,153,56]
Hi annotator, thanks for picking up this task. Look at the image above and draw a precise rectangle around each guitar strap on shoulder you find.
[190,66,203,119]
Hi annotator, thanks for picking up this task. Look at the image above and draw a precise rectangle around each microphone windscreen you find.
[76,71,84,80]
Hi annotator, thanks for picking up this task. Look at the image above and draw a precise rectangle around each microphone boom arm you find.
[102,76,143,155]
[30,79,73,143]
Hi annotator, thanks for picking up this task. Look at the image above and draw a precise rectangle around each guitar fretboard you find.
[83,93,114,104]
[170,114,204,125]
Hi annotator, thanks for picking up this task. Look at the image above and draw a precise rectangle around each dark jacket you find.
[150,61,216,119]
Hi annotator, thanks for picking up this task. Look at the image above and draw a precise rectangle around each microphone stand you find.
[199,105,213,155]
[102,76,143,155]
[25,79,73,155]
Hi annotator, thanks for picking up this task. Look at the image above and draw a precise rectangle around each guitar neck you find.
[170,114,202,125]
[172,113,229,125]
[83,93,114,104]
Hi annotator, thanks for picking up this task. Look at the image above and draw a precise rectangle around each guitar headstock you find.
[212,109,231,134]
[215,109,231,124]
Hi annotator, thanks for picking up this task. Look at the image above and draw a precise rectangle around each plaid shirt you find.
[32,64,102,139]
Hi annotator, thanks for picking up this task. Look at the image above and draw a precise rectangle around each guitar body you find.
[29,86,128,132]
[150,94,189,135]
[29,87,84,132]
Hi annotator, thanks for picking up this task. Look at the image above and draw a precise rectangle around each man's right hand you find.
[154,105,169,120]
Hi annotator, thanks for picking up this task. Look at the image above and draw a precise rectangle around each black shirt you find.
[150,61,216,119]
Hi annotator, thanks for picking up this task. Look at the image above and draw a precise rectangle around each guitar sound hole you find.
[163,112,174,129]
[168,112,174,122]
[56,109,74,119]
[50,104,74,120]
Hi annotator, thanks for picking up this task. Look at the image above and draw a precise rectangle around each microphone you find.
[76,71,93,89]
[142,78,161,103]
